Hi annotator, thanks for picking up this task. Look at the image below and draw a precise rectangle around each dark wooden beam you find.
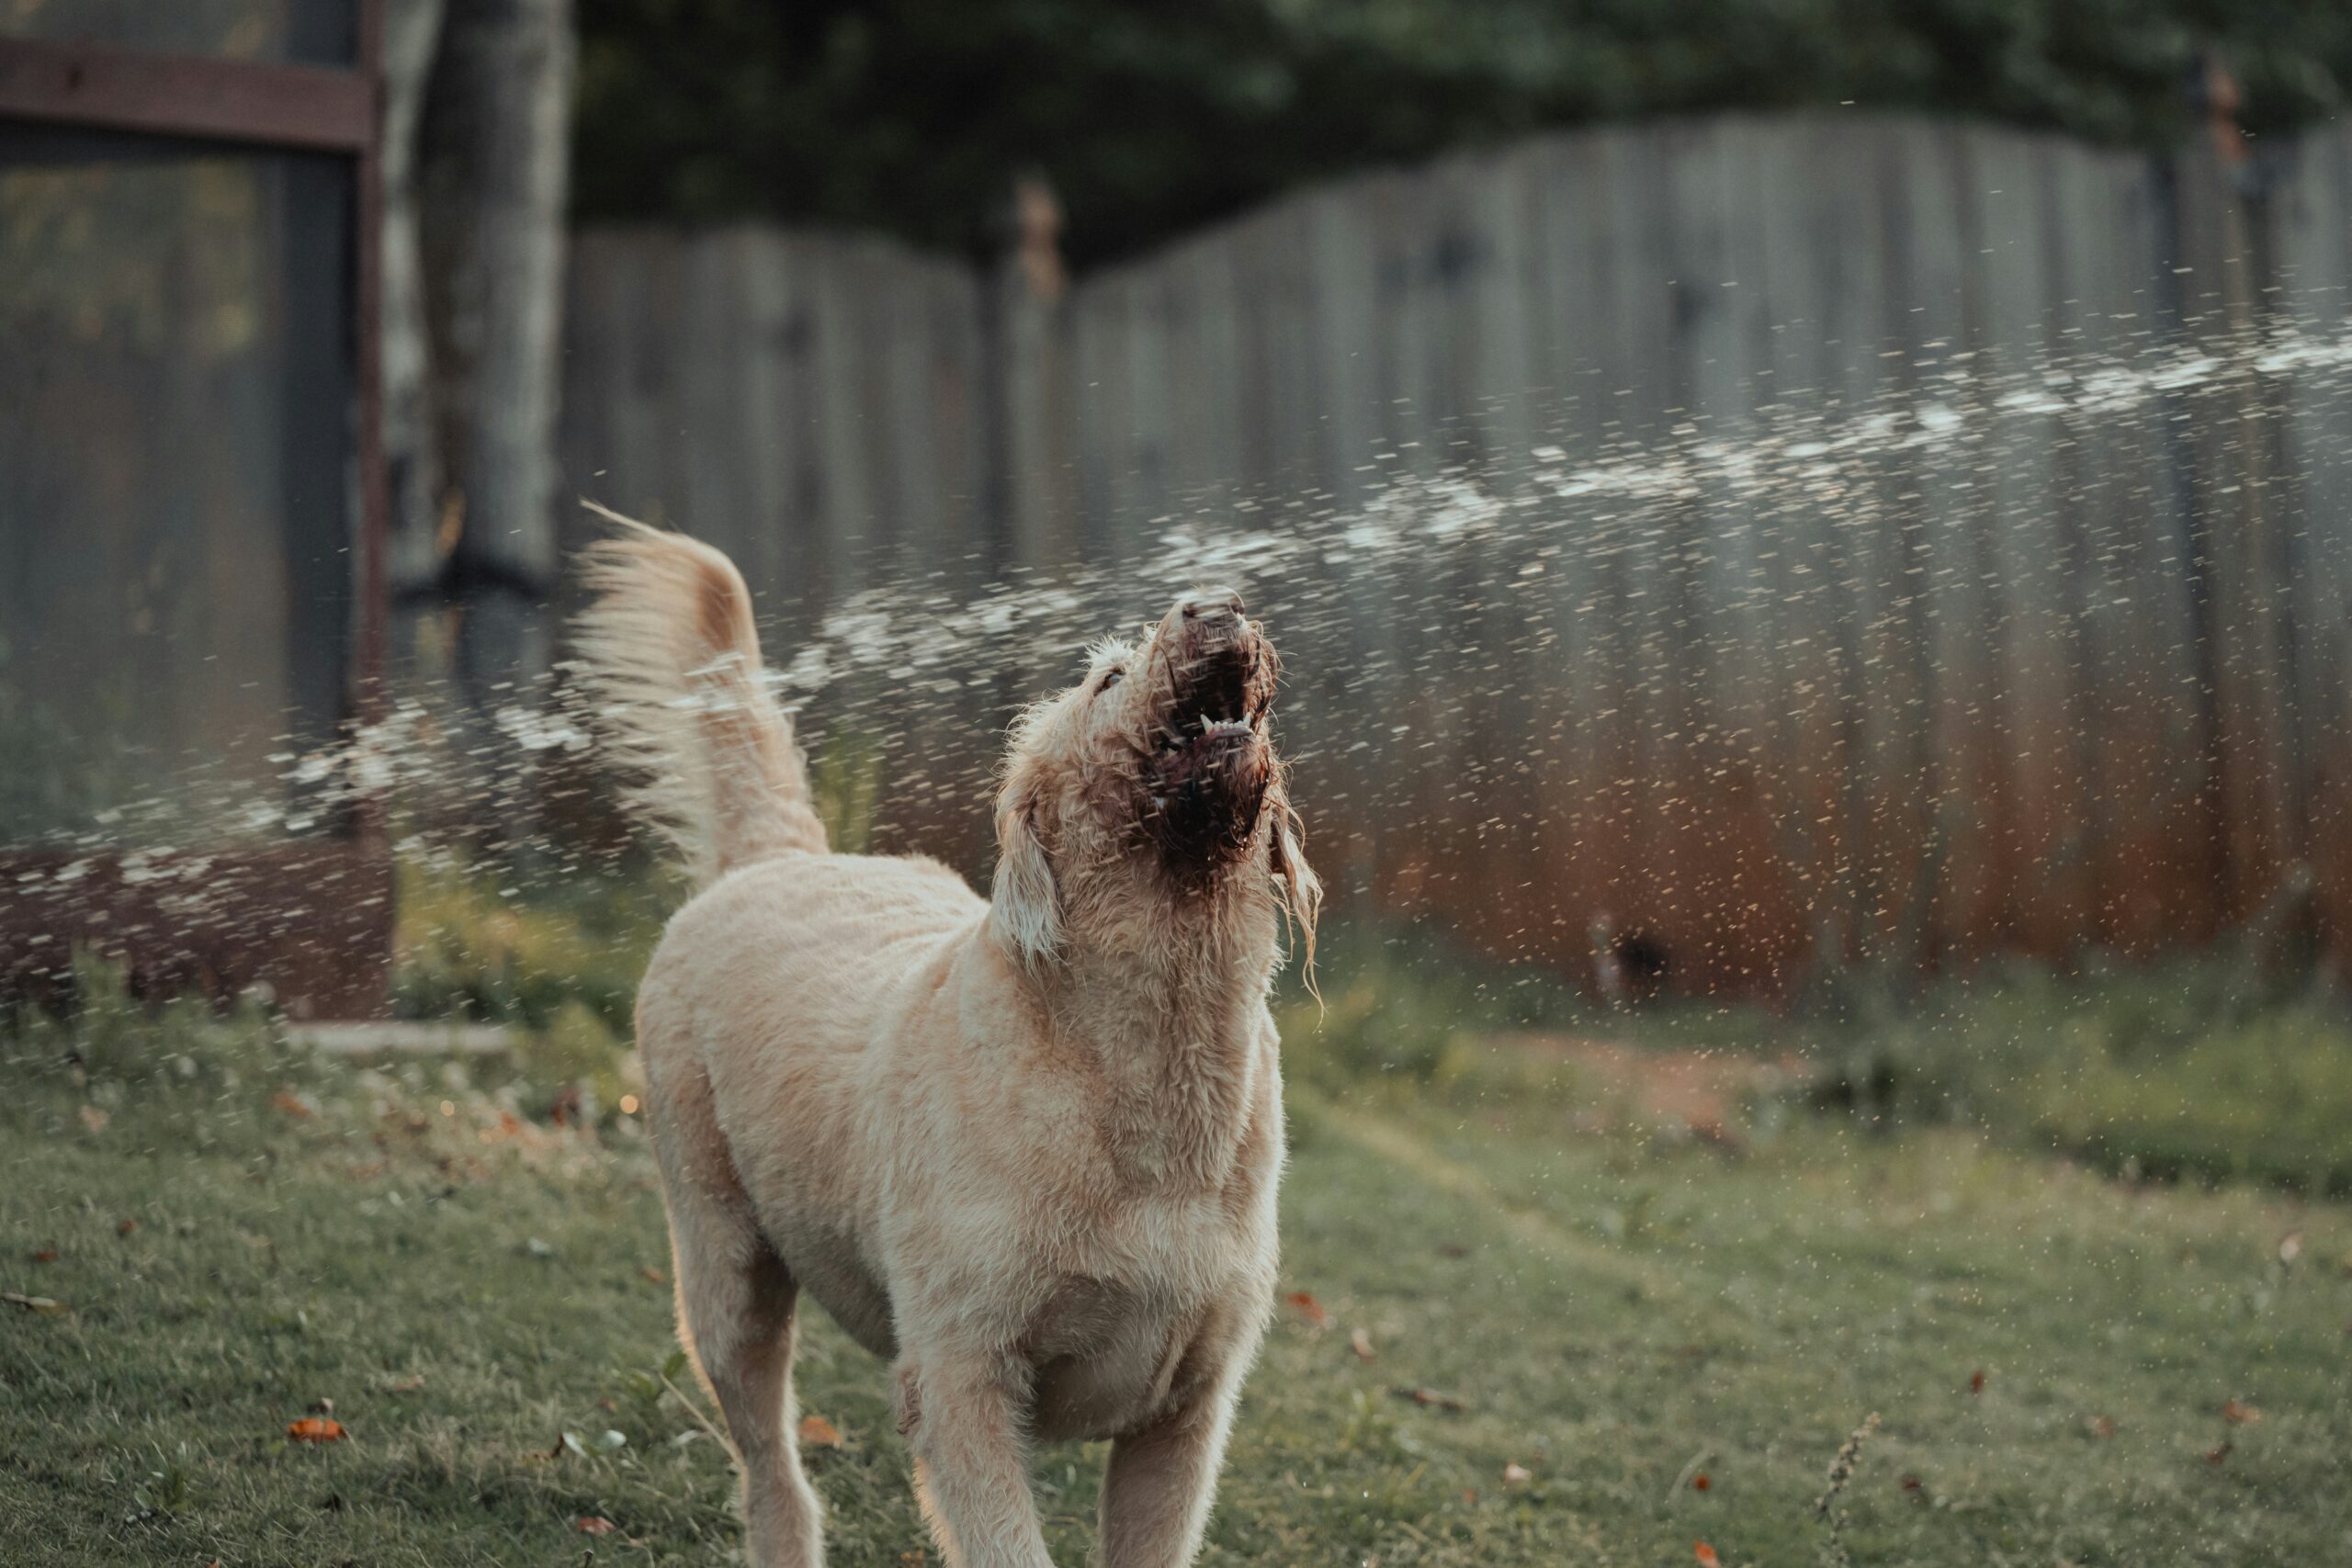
[0,35,375,152]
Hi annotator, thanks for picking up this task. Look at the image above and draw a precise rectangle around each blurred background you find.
[4,5,2351,1563]
[11,0,2352,1003]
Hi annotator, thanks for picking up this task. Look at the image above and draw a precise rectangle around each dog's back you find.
[573,512,949,1356]
[635,849,986,1359]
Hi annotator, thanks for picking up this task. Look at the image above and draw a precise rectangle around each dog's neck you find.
[1037,875,1280,1190]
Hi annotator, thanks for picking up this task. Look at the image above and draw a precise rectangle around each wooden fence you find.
[558,113,2352,997]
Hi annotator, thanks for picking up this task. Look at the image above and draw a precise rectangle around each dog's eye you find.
[1098,669,1123,693]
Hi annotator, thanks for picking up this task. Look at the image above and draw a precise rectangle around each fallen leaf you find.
[287,1417,346,1442]
[116,1219,136,1237]
[29,1248,57,1263]
[1691,1472,1711,1492]
[2206,1440,2233,1466]
[1969,1368,1986,1395]
[2222,1398,2261,1426]
[639,1266,666,1285]
[77,1104,109,1134]
[1501,1461,1532,1484]
[387,1374,426,1393]
[1900,1475,1923,1495]
[799,1414,844,1448]
[1694,1543,1721,1568]
[267,1089,314,1120]
[1284,1292,1330,1328]
[576,1516,616,1536]
[1391,1386,1467,1412]
[2088,1416,2116,1439]
[2,1292,65,1314]
[2278,1231,2304,1267]
[1349,1326,1375,1361]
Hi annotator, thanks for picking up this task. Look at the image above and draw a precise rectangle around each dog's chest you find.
[1019,1273,1192,1443]
[1010,1164,1268,1442]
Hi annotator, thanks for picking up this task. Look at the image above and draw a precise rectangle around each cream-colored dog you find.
[573,517,1317,1568]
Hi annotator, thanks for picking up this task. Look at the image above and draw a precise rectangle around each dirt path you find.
[1489,1032,1810,1145]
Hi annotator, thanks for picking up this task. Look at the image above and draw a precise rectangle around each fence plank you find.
[560,113,2352,994]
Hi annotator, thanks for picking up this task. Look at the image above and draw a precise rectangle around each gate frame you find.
[0,8,392,1019]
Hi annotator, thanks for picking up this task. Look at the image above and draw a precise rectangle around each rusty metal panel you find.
[0,843,391,1020]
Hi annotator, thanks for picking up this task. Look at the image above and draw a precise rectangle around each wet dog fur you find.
[572,514,1317,1568]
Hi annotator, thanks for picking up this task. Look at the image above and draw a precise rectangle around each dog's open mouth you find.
[1143,632,1274,865]
[1154,642,1262,756]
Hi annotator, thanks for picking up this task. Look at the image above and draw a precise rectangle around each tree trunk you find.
[380,0,445,605]
[416,0,574,705]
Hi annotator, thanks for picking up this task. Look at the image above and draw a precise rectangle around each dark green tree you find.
[574,0,2351,269]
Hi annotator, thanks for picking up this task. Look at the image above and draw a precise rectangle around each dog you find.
[572,515,1318,1568]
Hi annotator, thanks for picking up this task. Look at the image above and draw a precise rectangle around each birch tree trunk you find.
[417,0,575,705]
[380,0,445,604]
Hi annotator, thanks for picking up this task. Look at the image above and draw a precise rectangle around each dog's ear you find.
[989,785,1061,965]
[1267,773,1323,985]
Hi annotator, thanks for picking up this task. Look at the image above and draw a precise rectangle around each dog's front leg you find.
[898,1354,1055,1568]
[1092,1364,1244,1568]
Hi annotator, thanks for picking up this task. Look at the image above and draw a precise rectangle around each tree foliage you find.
[574,0,2351,268]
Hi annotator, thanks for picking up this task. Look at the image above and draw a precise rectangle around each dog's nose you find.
[1180,588,1246,623]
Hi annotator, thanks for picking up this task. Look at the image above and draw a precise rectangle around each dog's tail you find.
[571,502,826,884]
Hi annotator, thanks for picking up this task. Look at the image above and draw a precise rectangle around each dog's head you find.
[989,588,1318,972]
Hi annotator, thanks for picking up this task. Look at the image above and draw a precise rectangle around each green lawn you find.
[4,1030,2348,1567]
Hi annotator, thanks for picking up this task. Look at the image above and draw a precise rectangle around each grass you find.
[6,970,2350,1565]
[1839,958,2352,1195]
[1287,922,2352,1195]
[385,861,2352,1190]
[390,858,671,1039]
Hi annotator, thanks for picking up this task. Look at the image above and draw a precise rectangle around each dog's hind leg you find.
[654,1051,825,1568]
